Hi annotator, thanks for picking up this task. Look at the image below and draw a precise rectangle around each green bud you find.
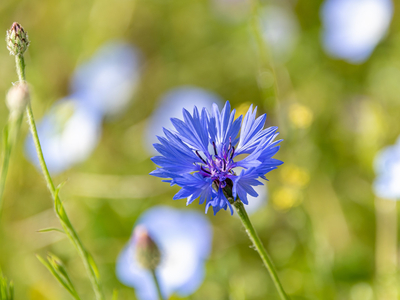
[133,226,161,270]
[6,83,30,115]
[6,22,30,56]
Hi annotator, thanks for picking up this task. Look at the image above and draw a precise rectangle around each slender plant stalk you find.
[150,269,164,300]
[0,116,22,216]
[375,198,398,300]
[0,56,26,217]
[14,54,104,300]
[232,199,289,300]
[249,0,280,112]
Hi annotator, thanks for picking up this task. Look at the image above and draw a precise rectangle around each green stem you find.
[250,0,280,112]
[15,52,104,300]
[150,269,164,300]
[0,127,12,216]
[232,199,289,300]
[375,198,398,300]
[0,55,26,218]
[25,103,104,300]
[0,114,23,217]
[15,55,25,82]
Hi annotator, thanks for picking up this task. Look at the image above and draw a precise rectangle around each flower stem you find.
[0,114,23,217]
[0,55,26,218]
[249,0,280,112]
[375,198,398,300]
[15,50,104,300]
[150,269,164,300]
[232,199,289,300]
[15,55,25,82]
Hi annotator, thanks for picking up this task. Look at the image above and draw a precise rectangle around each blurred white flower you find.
[71,41,141,118]
[116,206,213,300]
[260,5,300,62]
[144,86,223,154]
[321,0,393,63]
[25,98,102,174]
[373,137,400,200]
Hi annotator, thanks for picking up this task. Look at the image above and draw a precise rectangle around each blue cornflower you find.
[150,101,283,215]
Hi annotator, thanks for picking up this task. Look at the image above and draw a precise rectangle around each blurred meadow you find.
[0,0,400,299]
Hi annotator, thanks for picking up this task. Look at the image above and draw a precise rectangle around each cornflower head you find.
[150,101,283,215]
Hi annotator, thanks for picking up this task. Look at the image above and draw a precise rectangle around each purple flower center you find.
[196,138,236,189]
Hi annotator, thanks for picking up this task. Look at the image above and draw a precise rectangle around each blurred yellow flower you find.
[272,186,302,211]
[289,103,313,129]
[235,102,252,118]
[280,164,310,188]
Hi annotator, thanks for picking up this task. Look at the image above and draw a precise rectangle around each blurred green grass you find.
[1,0,400,299]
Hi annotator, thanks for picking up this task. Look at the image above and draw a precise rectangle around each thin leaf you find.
[37,255,82,300]
[37,227,65,234]
[87,253,100,280]
[37,255,73,295]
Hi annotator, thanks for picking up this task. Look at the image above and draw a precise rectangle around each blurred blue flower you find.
[373,137,400,200]
[116,206,212,300]
[25,98,102,174]
[260,5,300,62]
[150,101,283,215]
[321,0,393,63]
[144,86,223,154]
[71,41,141,118]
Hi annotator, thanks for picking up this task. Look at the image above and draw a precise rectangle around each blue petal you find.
[233,168,264,205]
[170,106,210,155]
[209,101,242,153]
[173,174,213,206]
[235,105,279,156]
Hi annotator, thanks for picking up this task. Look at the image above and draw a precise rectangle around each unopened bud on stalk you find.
[6,83,30,114]
[133,226,161,270]
[6,22,30,56]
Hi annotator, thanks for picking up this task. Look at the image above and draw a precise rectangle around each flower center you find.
[196,139,236,189]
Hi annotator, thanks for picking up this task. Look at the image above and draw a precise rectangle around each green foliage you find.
[37,254,81,300]
[0,271,13,300]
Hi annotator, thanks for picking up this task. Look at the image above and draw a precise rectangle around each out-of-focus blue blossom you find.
[116,206,212,300]
[25,41,141,174]
[150,101,283,215]
[71,41,141,117]
[321,0,393,63]
[260,5,300,62]
[373,137,400,200]
[144,86,223,154]
[25,98,102,174]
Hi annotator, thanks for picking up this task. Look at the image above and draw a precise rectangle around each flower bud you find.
[133,226,161,270]
[6,22,30,56]
[6,83,30,114]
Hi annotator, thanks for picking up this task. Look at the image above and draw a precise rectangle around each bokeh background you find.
[0,0,399,299]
